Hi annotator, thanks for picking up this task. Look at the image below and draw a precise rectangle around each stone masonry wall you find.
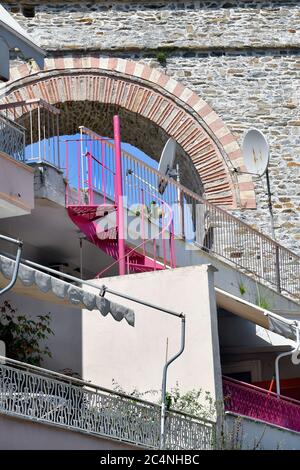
[3,1,300,252]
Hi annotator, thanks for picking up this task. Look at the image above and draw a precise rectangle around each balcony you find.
[0,114,25,162]
[0,114,34,218]
[223,376,300,433]
[0,357,214,450]
[2,101,300,302]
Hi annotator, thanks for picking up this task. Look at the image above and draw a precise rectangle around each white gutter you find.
[275,327,300,396]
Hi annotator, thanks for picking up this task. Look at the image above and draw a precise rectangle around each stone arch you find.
[0,56,255,209]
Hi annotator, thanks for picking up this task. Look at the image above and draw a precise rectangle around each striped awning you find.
[216,287,297,341]
[0,254,134,327]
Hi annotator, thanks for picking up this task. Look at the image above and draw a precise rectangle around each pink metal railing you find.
[223,376,300,433]
[65,137,116,207]
[65,137,176,272]
[94,185,175,278]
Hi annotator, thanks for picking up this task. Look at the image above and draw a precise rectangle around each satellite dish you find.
[242,129,269,177]
[158,138,177,194]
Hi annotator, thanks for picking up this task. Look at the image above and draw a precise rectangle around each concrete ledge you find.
[0,412,140,450]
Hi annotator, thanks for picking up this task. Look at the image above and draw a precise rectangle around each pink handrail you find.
[65,133,176,275]
[223,376,300,433]
[86,151,115,175]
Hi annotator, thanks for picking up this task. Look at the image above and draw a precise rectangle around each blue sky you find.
[25,133,158,169]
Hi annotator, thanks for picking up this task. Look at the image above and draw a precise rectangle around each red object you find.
[223,376,300,433]
[254,377,300,401]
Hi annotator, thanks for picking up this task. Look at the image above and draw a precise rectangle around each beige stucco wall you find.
[82,264,223,404]
[0,151,34,218]
[0,414,138,450]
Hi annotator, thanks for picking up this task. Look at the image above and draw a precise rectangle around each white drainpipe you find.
[275,322,300,396]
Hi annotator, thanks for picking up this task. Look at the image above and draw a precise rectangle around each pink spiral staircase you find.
[67,203,166,275]
[65,117,175,277]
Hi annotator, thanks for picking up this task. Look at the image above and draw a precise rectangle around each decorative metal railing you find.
[223,376,300,433]
[0,114,25,162]
[0,358,214,449]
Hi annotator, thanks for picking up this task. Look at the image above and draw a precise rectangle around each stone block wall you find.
[3,0,300,251]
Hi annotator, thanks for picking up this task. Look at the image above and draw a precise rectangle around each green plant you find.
[156,51,168,67]
[255,295,270,310]
[165,383,216,421]
[112,379,158,400]
[219,414,244,450]
[0,300,54,366]
[238,282,246,296]
[111,381,253,449]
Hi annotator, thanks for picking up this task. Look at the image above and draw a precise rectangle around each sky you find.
[24,133,158,170]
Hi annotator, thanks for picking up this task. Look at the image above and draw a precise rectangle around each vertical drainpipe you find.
[160,315,186,449]
[275,323,300,396]
[113,115,126,276]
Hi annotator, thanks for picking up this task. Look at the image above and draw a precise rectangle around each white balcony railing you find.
[0,99,60,168]
[0,114,25,162]
[0,357,214,450]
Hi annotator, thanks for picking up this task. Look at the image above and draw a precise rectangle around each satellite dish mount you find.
[238,129,275,239]
[158,138,179,195]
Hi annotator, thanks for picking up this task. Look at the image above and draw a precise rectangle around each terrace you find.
[0,100,299,300]
[1,100,300,448]
[0,356,214,450]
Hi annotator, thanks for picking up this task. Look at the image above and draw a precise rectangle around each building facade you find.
[3,0,300,253]
[1,0,300,450]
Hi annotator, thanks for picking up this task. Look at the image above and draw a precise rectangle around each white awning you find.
[0,255,134,326]
[215,287,297,341]
[0,5,45,80]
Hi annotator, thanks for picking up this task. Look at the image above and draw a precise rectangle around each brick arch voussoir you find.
[0,57,256,209]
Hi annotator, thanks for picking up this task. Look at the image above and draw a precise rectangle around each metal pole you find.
[0,235,23,296]
[113,115,126,276]
[56,114,60,168]
[79,126,85,193]
[275,245,281,294]
[2,248,184,319]
[29,107,33,160]
[37,105,41,161]
[87,151,94,205]
[266,168,281,292]
[265,168,275,240]
[160,315,186,449]
[79,237,83,279]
